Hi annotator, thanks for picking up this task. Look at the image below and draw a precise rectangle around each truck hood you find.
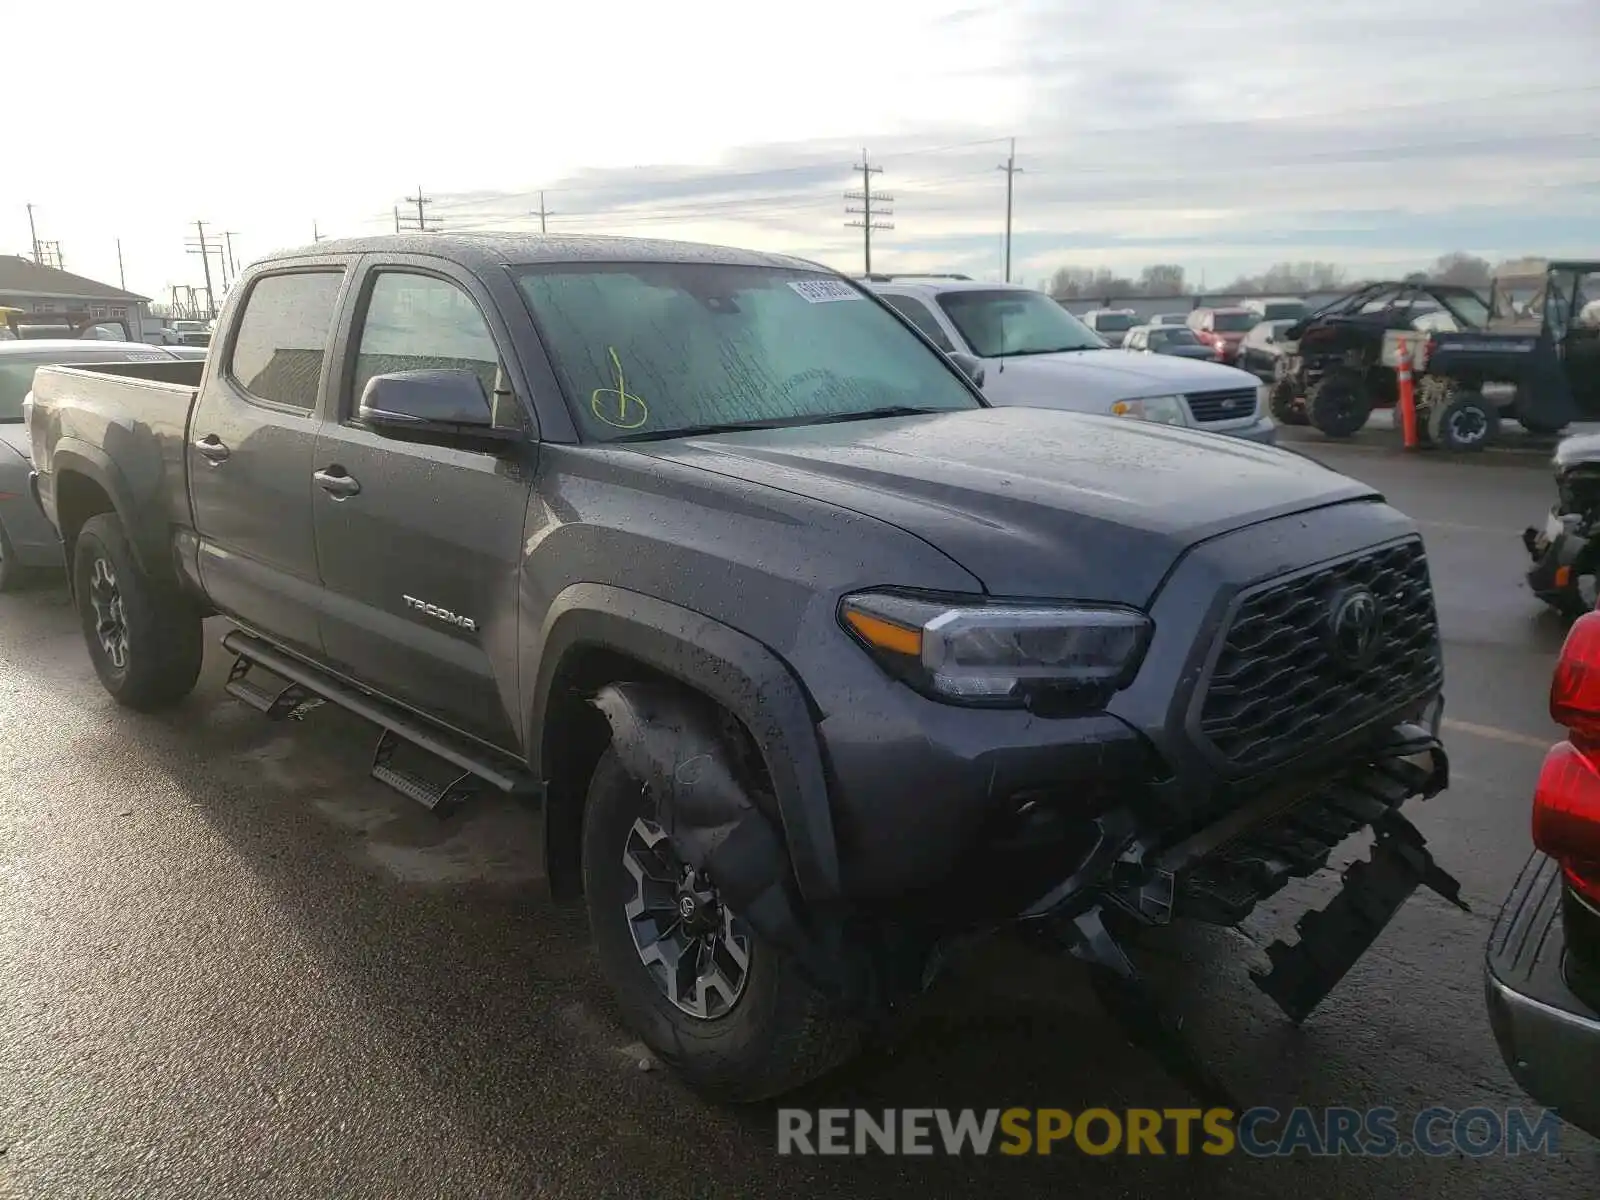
[980,349,1259,412]
[635,407,1375,606]
[0,423,30,465]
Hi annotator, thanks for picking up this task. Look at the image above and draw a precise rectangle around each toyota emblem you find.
[1327,586,1382,667]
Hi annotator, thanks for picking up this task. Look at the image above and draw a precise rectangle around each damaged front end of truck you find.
[590,677,1462,1107]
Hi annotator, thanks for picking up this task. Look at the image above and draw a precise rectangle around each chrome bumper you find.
[1485,851,1600,1137]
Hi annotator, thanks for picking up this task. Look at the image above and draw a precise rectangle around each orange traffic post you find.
[1396,336,1419,449]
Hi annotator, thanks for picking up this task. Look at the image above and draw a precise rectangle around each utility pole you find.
[313,220,325,243]
[116,238,126,290]
[996,138,1023,284]
[25,203,40,264]
[393,206,402,234]
[530,190,555,233]
[186,221,217,318]
[400,185,439,232]
[222,232,240,282]
[844,148,894,276]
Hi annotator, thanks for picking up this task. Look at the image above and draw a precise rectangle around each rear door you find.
[310,259,535,751]
[189,264,351,657]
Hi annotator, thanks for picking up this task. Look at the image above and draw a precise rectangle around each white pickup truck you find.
[866,279,1275,443]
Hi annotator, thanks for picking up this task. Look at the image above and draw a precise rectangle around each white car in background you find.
[865,279,1275,444]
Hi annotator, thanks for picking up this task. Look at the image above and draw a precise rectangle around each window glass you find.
[1213,311,1257,332]
[936,290,1104,357]
[515,263,978,442]
[352,273,501,409]
[879,293,955,351]
[229,271,344,410]
[1091,312,1135,332]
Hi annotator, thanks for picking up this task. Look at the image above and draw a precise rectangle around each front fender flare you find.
[529,583,841,903]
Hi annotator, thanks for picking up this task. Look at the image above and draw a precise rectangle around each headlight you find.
[838,591,1152,709]
[1110,394,1187,425]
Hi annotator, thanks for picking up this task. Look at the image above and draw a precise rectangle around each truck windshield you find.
[935,290,1105,357]
[514,263,981,442]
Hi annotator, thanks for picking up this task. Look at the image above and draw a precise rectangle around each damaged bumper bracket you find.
[1251,807,1468,1024]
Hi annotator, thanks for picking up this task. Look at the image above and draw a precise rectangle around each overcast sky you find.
[4,0,1595,304]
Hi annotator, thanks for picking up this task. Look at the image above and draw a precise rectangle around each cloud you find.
[1,0,1593,295]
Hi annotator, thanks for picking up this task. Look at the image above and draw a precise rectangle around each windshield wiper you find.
[997,345,1103,357]
[607,406,951,443]
[788,405,952,426]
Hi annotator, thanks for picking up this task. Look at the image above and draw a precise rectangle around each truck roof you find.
[260,232,826,274]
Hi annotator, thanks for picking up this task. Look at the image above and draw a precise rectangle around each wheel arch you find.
[49,444,161,587]
[529,584,840,906]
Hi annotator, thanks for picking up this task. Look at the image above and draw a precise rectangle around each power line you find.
[844,148,893,275]
[996,137,1022,283]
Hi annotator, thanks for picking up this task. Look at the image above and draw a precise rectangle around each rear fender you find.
[49,441,175,588]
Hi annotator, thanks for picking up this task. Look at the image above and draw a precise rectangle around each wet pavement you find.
[2,435,1598,1197]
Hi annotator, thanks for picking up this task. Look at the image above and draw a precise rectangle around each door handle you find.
[193,434,230,463]
[313,467,361,498]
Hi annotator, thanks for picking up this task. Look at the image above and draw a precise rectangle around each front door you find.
[310,264,534,751]
[189,267,349,657]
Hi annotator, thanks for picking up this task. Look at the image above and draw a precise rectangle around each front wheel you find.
[72,513,203,710]
[581,746,860,1102]
[1306,367,1374,438]
[1268,378,1307,425]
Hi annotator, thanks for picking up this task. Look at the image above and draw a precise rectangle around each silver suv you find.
[866,280,1275,444]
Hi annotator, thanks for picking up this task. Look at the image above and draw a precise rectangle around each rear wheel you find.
[1427,388,1499,453]
[582,746,860,1102]
[72,513,203,710]
[1515,386,1568,436]
[1306,367,1374,438]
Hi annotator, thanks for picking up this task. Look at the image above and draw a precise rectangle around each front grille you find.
[1185,387,1257,424]
[1198,538,1441,769]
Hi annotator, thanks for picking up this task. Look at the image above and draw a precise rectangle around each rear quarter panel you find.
[30,360,202,577]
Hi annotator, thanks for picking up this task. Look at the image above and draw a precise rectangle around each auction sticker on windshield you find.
[789,279,861,304]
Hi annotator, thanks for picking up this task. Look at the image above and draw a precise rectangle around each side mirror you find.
[947,350,986,389]
[358,369,520,450]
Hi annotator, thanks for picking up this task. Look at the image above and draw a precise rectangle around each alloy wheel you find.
[88,557,129,671]
[622,815,751,1020]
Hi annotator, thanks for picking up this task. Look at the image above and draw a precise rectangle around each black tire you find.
[72,513,203,710]
[1511,384,1568,436]
[582,746,860,1102]
[1306,367,1373,438]
[1427,388,1499,453]
[1268,378,1307,426]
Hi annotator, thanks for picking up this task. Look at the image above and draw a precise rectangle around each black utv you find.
[1272,264,1600,451]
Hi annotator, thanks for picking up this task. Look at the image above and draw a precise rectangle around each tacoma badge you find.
[403,595,478,632]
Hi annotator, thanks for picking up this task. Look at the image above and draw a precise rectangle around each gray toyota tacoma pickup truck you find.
[27,234,1463,1103]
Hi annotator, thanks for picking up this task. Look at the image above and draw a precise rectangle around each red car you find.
[1486,612,1600,1137]
[1186,306,1259,365]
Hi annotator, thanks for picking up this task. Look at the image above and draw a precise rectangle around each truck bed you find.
[28,358,206,576]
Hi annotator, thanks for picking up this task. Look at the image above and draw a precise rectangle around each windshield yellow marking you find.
[591,347,649,429]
